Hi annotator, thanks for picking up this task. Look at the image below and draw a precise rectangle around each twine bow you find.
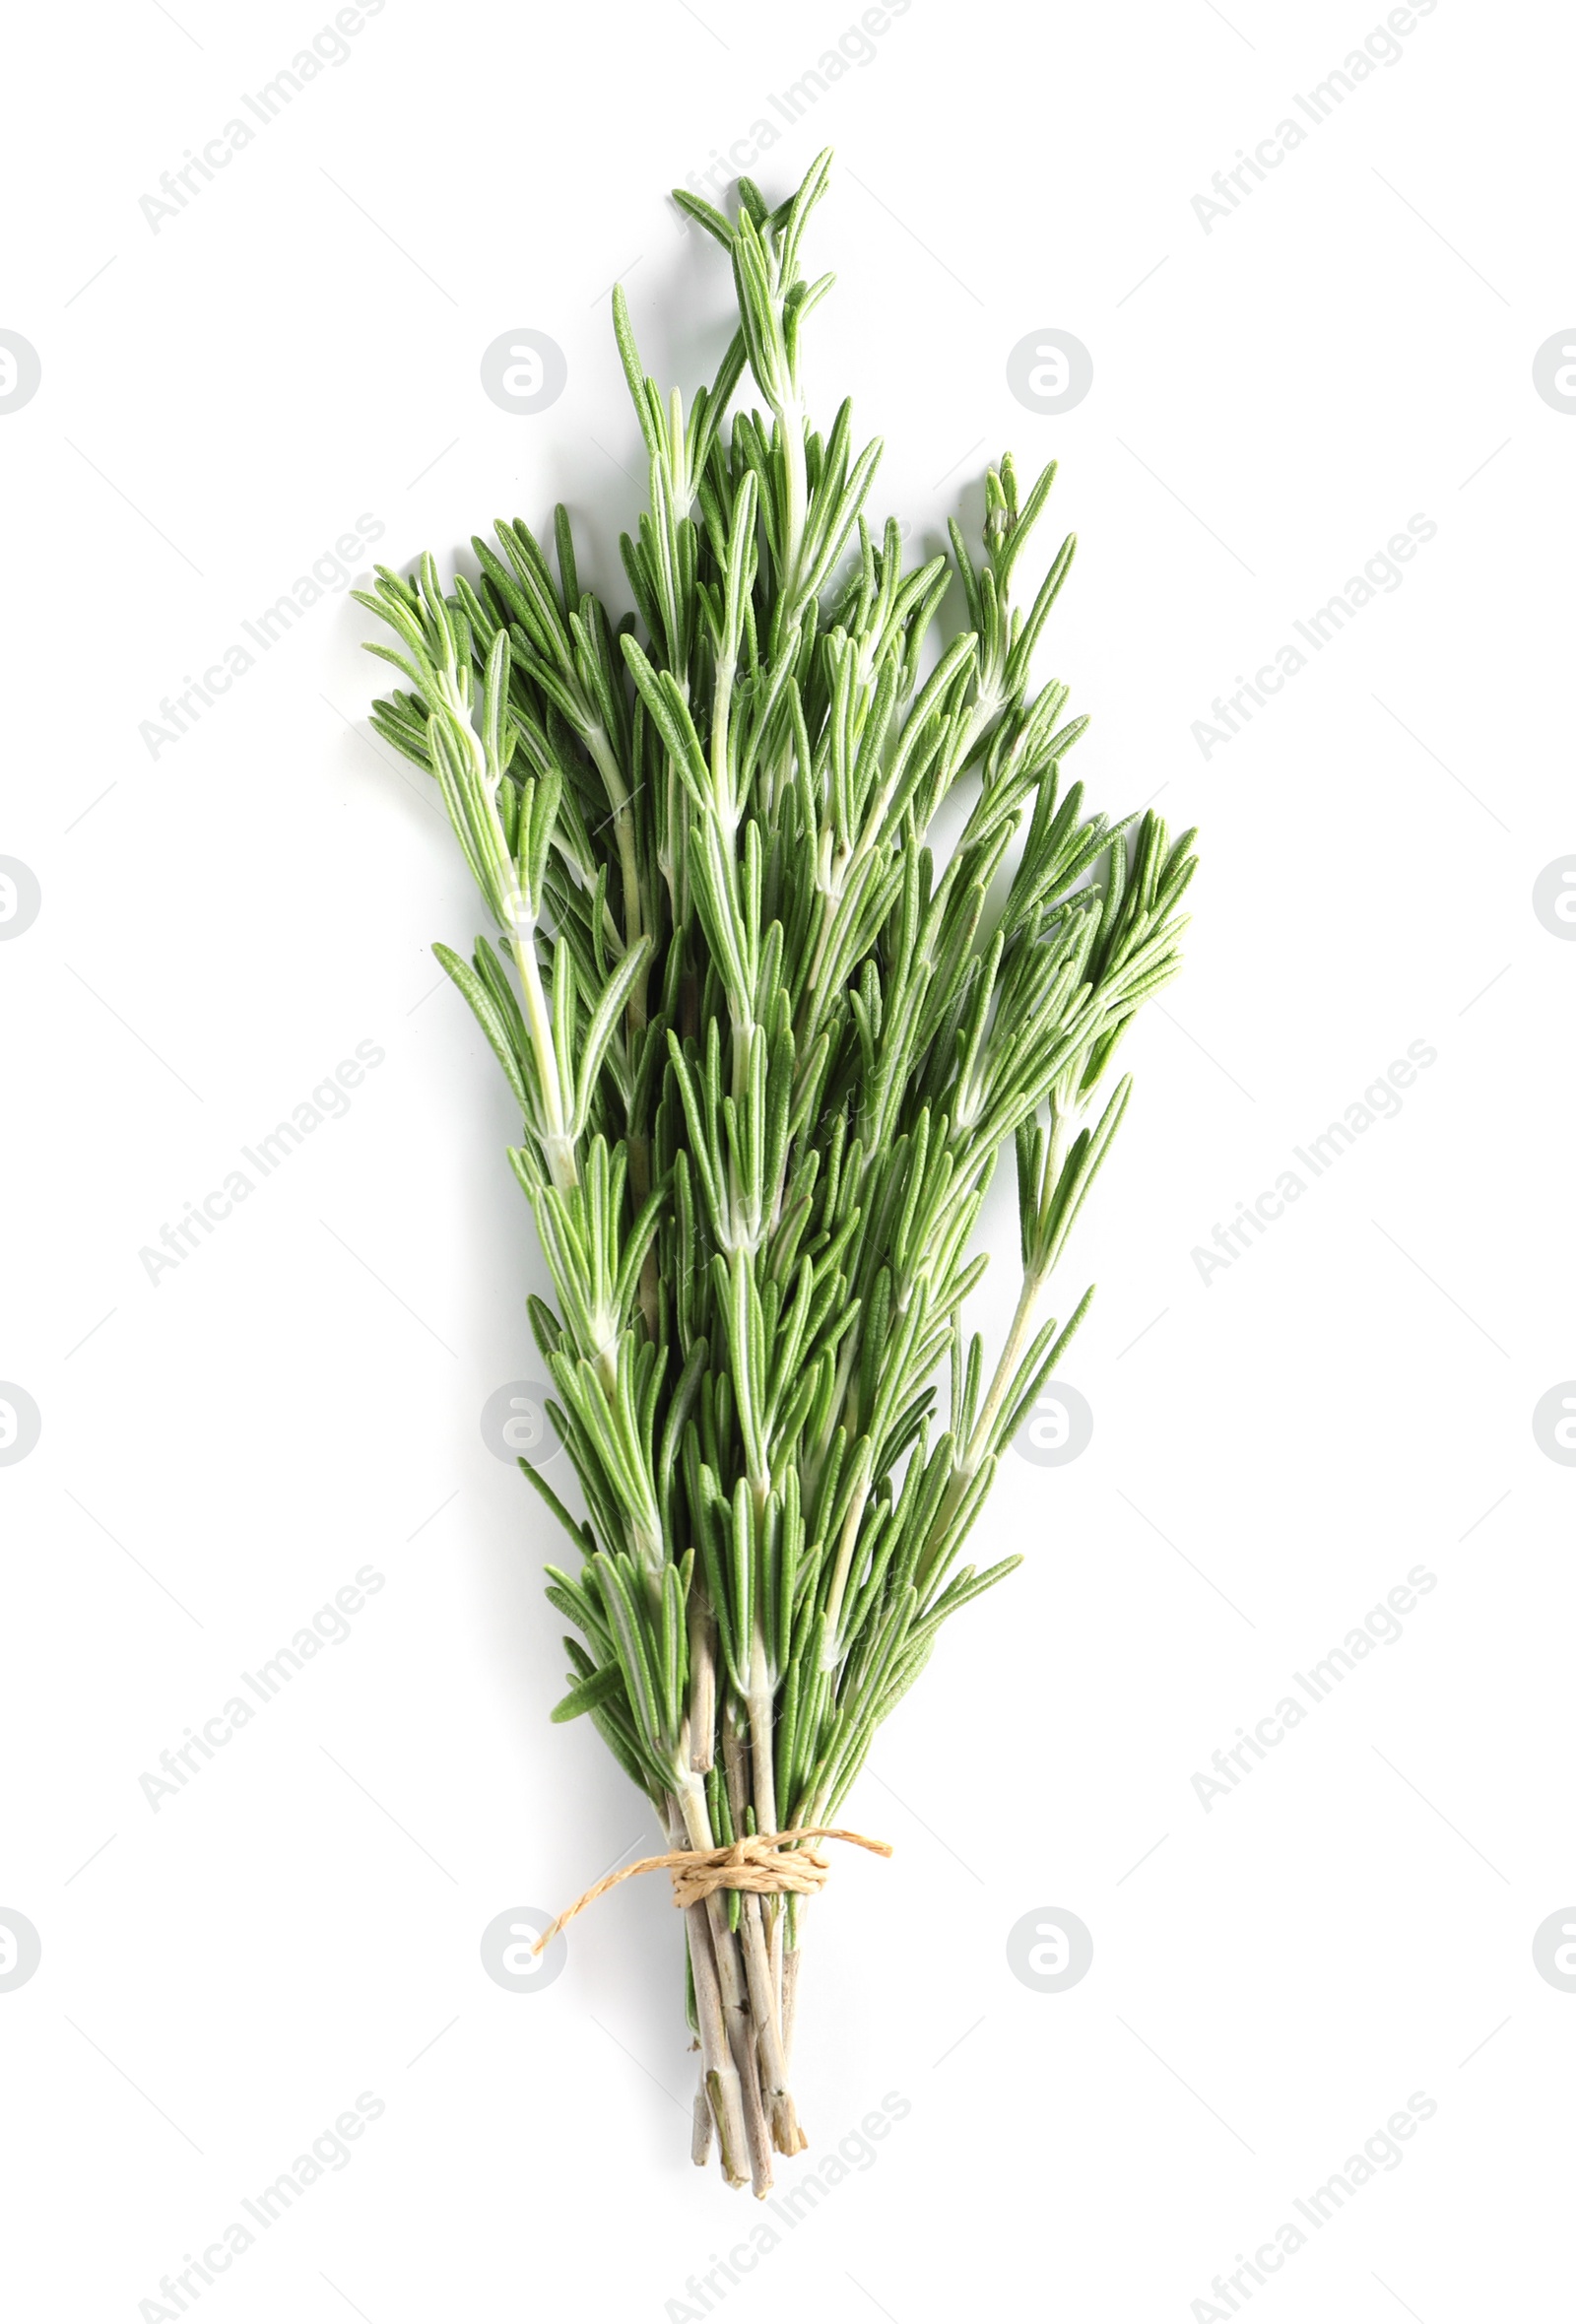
[530,1826,893,1954]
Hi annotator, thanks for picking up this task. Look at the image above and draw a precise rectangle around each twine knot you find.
[531,1826,892,1954]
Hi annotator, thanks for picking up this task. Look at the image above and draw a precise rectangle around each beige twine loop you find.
[530,1826,893,1955]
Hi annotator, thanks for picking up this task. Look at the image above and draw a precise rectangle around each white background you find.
[3,1,1573,2317]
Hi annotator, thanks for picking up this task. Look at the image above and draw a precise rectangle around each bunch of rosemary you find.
[357,150,1195,2193]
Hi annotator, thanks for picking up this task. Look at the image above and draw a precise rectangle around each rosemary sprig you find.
[356,149,1196,2193]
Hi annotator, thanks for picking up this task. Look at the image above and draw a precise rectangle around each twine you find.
[530,1826,893,1955]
